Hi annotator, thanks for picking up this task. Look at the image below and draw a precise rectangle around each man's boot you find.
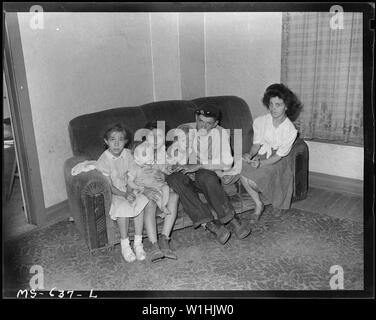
[227,215,251,239]
[204,220,231,245]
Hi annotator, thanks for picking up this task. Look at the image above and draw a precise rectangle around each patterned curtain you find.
[281,12,363,145]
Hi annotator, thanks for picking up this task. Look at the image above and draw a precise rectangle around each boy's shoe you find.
[134,243,146,261]
[122,246,136,262]
[159,235,177,260]
[149,242,164,263]
[227,216,251,239]
[205,220,231,245]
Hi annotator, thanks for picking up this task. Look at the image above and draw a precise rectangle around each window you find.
[281,12,363,145]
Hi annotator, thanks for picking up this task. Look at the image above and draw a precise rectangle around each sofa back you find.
[68,96,254,160]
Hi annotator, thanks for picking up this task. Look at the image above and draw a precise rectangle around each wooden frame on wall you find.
[3,12,46,226]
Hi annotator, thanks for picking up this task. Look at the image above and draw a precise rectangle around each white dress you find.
[95,149,149,220]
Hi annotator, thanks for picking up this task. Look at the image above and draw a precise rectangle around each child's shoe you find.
[121,238,136,262]
[122,245,136,262]
[159,234,177,260]
[149,242,164,263]
[133,243,146,261]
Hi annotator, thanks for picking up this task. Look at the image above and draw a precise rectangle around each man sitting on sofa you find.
[166,104,252,244]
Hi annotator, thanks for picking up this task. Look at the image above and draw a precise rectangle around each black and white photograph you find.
[2,2,374,303]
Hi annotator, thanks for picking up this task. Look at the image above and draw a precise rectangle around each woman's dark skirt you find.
[240,153,294,209]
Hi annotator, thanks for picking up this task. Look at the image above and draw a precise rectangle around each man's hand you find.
[176,164,200,174]
[154,170,165,181]
[137,167,165,182]
[165,164,179,175]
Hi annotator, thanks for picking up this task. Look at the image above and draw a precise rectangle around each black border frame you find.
[2,1,374,300]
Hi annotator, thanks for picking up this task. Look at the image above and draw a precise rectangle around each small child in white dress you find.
[95,124,149,263]
[129,128,171,217]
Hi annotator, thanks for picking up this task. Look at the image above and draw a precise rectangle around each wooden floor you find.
[291,187,363,223]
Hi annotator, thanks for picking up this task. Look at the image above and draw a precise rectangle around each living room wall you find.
[205,12,282,119]
[17,12,182,207]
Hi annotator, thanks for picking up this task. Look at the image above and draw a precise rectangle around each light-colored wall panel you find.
[150,13,182,101]
[306,141,363,180]
[205,12,282,119]
[179,13,206,100]
[18,12,154,207]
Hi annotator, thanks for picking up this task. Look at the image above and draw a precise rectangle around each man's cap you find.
[194,103,221,121]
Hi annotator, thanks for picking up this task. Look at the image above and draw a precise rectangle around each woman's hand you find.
[143,187,160,202]
[250,158,260,168]
[242,153,253,163]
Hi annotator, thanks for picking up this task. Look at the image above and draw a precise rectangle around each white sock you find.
[121,237,130,249]
[134,235,143,246]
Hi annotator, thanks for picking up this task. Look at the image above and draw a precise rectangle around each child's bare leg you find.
[117,217,129,239]
[133,210,144,236]
[161,191,178,237]
[143,200,164,262]
[133,211,146,261]
[159,191,179,260]
[117,217,136,262]
[144,201,158,243]
[161,185,171,215]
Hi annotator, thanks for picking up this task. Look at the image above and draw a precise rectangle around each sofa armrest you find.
[64,156,111,201]
[288,137,309,201]
[64,156,113,249]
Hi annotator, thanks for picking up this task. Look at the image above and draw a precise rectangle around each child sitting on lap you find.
[129,129,171,218]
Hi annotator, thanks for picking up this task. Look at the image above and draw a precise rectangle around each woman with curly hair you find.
[240,83,302,219]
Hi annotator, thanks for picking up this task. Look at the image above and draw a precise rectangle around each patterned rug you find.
[3,206,363,294]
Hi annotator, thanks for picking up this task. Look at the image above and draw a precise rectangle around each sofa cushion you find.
[68,96,254,161]
[68,106,148,160]
[140,100,197,130]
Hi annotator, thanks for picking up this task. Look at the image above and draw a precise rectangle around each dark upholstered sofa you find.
[64,96,308,253]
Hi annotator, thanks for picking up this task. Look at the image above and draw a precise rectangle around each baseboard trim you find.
[44,200,70,227]
[309,172,363,196]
